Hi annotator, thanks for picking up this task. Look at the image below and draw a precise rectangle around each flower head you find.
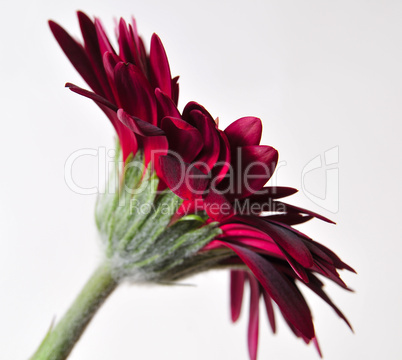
[50,12,355,359]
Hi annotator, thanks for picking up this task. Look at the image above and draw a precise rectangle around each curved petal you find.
[225,116,262,148]
[150,33,172,97]
[182,101,216,126]
[188,109,220,171]
[117,18,136,64]
[171,76,180,106]
[160,116,203,163]
[114,62,157,125]
[77,11,114,102]
[211,130,231,186]
[155,88,181,123]
[159,155,209,200]
[216,241,315,340]
[203,188,234,221]
[227,145,279,199]
[117,109,165,137]
[274,201,335,224]
[48,20,104,96]
[142,135,168,173]
[66,82,118,111]
[94,18,116,56]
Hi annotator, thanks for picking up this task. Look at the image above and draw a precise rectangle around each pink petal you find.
[222,236,285,259]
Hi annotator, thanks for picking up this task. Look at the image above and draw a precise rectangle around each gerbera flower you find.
[32,11,355,360]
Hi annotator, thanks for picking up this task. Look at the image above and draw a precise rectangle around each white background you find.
[1,1,401,359]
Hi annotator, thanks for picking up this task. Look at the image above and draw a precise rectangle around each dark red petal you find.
[216,241,315,340]
[118,18,136,64]
[159,155,209,200]
[103,52,121,101]
[224,117,262,148]
[117,109,164,136]
[245,186,298,202]
[182,101,215,126]
[229,145,278,199]
[261,288,276,333]
[248,275,260,360]
[114,62,157,125]
[66,82,118,111]
[77,11,114,101]
[230,270,246,322]
[313,337,323,358]
[48,20,104,96]
[189,110,220,171]
[230,216,314,269]
[150,33,172,97]
[171,76,180,105]
[275,201,335,224]
[203,188,234,221]
[260,221,314,268]
[98,104,138,161]
[127,25,147,75]
[155,89,181,122]
[94,18,116,56]
[309,240,356,273]
[142,135,168,172]
[305,273,353,331]
[210,130,231,186]
[262,214,313,226]
[160,117,203,163]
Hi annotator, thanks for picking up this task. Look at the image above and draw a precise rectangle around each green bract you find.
[95,149,227,283]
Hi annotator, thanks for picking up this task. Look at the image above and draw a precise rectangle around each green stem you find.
[30,261,118,360]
